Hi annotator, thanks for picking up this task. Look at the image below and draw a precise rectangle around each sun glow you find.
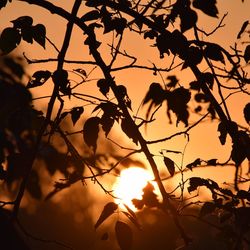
[113,167,157,210]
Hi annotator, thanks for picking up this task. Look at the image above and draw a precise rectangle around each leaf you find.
[187,177,205,193]
[144,30,158,40]
[11,16,33,29]
[186,158,201,171]
[156,31,172,58]
[21,26,33,44]
[237,20,249,39]
[101,115,114,136]
[217,122,227,145]
[244,45,250,63]
[132,198,144,209]
[143,82,165,106]
[94,202,118,229]
[81,10,100,22]
[71,107,84,125]
[163,157,175,176]
[0,27,21,54]
[182,46,203,69]
[142,182,159,208]
[201,72,214,89]
[166,75,179,88]
[199,202,216,217]
[170,29,189,58]
[206,158,217,166]
[121,118,138,145]
[27,70,51,88]
[204,44,225,64]
[32,24,46,48]
[115,221,133,250]
[83,117,101,152]
[97,79,110,97]
[180,8,197,33]
[73,68,87,77]
[243,103,250,124]
[193,0,218,18]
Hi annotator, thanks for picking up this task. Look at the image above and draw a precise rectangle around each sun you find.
[113,167,157,210]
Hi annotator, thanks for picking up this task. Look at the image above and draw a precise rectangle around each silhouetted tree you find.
[0,0,250,249]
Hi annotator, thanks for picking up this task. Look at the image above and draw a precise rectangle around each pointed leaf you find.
[71,107,84,125]
[97,79,110,97]
[204,44,225,64]
[163,157,175,176]
[115,221,133,250]
[27,70,51,88]
[94,202,118,229]
[11,16,33,29]
[32,24,46,48]
[217,122,227,145]
[237,20,249,39]
[193,0,218,18]
[81,10,100,22]
[180,8,197,33]
[121,118,138,145]
[186,158,201,171]
[83,117,101,152]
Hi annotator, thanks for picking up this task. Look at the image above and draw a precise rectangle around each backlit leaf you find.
[11,16,33,29]
[32,24,46,48]
[217,122,227,145]
[97,79,110,97]
[0,27,21,54]
[121,118,138,145]
[193,0,218,18]
[163,157,175,176]
[115,221,133,250]
[180,8,197,33]
[237,20,249,39]
[27,70,51,88]
[71,107,84,125]
[94,202,118,229]
[204,44,225,64]
[83,117,101,152]
[81,10,100,22]
[186,158,201,171]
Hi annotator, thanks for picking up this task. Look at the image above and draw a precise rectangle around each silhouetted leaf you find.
[187,177,204,193]
[167,87,191,126]
[201,72,214,89]
[101,115,114,136]
[180,8,197,33]
[207,103,216,120]
[204,44,225,64]
[71,107,84,125]
[32,24,46,48]
[143,82,165,105]
[244,45,250,63]
[156,31,172,58]
[182,46,203,69]
[217,122,227,145]
[11,16,33,29]
[81,10,100,22]
[237,20,249,39]
[189,81,200,91]
[0,27,21,54]
[163,157,175,176]
[21,26,33,44]
[113,17,127,34]
[52,69,70,95]
[27,70,51,88]
[73,68,87,77]
[83,117,101,152]
[237,190,250,201]
[206,158,217,166]
[193,0,218,18]
[142,182,159,208]
[186,158,201,171]
[95,202,118,229]
[199,202,216,217]
[166,75,179,88]
[97,79,110,97]
[170,29,188,57]
[243,103,250,124]
[115,221,133,250]
[121,118,138,145]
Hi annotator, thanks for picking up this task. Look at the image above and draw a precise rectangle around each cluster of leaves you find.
[187,177,250,240]
[0,16,46,54]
